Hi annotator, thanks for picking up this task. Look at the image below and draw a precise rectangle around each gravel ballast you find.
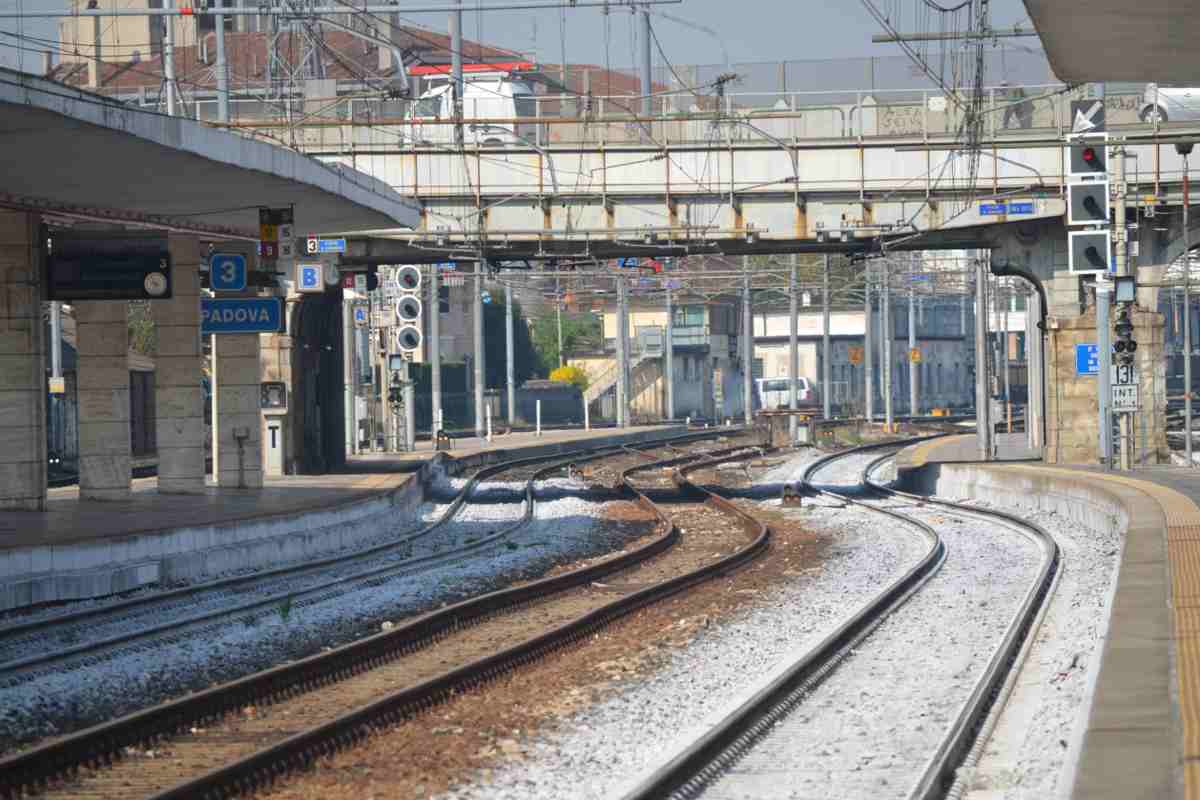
[0,491,644,752]
[436,448,933,800]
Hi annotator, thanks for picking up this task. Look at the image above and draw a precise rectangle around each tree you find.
[549,364,589,391]
[482,301,541,388]
[127,301,156,356]
[528,312,602,374]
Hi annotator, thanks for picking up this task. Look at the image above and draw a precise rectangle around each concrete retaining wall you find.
[0,425,692,611]
[902,462,1129,541]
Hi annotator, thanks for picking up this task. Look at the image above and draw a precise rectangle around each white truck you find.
[407,75,539,147]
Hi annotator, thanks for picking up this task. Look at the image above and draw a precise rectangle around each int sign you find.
[1112,362,1140,411]
[201,298,284,334]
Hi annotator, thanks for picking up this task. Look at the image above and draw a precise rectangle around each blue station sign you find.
[201,298,284,335]
[1075,343,1099,376]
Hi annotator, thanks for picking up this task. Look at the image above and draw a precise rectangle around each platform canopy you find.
[1024,0,1200,84]
[0,67,418,239]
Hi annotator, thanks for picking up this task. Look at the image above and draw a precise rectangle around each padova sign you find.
[201,298,284,334]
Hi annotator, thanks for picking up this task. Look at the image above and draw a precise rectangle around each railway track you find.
[622,438,1060,800]
[0,437,773,799]
[0,431,733,686]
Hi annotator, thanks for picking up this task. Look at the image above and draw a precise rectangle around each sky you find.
[0,0,1035,74]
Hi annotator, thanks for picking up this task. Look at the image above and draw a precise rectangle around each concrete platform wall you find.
[0,425,692,611]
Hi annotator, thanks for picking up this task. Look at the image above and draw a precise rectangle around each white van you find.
[755,377,817,410]
[408,76,538,146]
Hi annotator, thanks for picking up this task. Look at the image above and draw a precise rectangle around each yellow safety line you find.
[986,464,1200,794]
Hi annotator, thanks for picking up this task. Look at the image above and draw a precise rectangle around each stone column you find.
[152,235,205,493]
[0,210,47,510]
[212,333,263,488]
[76,300,131,500]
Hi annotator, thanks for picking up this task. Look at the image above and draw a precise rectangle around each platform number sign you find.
[210,253,247,292]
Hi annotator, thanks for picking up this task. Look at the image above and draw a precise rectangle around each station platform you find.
[896,439,1200,800]
[0,424,685,612]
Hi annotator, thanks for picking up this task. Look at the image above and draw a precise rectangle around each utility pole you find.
[615,277,629,427]
[864,264,874,422]
[1113,144,1132,470]
[1001,279,1011,427]
[789,254,799,440]
[450,9,464,147]
[664,285,675,421]
[163,0,177,116]
[640,5,653,118]
[555,272,564,367]
[91,14,101,90]
[974,258,992,460]
[742,263,753,426]
[1097,280,1115,467]
[506,280,516,425]
[1183,145,1194,466]
[473,265,485,439]
[430,265,442,435]
[883,261,893,431]
[908,259,918,416]
[343,299,356,457]
[822,254,832,420]
[215,7,229,122]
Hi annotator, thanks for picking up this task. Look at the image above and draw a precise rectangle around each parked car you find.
[755,376,818,410]
[1140,83,1200,123]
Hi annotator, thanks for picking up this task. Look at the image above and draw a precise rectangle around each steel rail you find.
[0,438,765,799]
[0,431,722,680]
[622,436,1060,800]
[620,439,946,800]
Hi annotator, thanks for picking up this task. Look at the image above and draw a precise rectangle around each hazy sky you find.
[0,0,1034,73]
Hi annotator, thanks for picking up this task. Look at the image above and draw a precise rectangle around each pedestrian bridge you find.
[260,83,1200,254]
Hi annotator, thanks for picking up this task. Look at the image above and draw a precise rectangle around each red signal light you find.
[1082,146,1097,163]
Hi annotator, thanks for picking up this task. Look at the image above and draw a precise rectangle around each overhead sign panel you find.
[201,298,284,334]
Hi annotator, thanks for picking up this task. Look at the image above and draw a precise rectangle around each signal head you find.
[396,295,422,323]
[397,324,422,352]
[397,265,422,292]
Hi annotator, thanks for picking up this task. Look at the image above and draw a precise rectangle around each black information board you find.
[47,231,172,301]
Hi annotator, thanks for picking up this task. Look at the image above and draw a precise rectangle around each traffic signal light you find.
[388,379,402,405]
[1113,306,1136,365]
[1069,139,1107,177]
[366,265,379,292]
[1068,181,1110,225]
[1069,230,1112,273]
[394,265,423,355]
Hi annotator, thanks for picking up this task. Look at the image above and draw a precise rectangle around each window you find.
[762,379,789,392]
[414,93,445,118]
[513,94,537,118]
[438,285,450,314]
[673,305,705,328]
[752,358,764,379]
[197,0,235,32]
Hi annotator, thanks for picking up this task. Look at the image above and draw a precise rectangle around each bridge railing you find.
[235,84,1146,154]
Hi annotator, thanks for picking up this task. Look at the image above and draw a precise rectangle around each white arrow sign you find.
[1073,100,1104,134]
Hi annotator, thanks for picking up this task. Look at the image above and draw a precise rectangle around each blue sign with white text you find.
[210,253,247,292]
[1009,201,1035,214]
[617,257,639,268]
[1075,343,1099,376]
[317,238,346,254]
[980,203,1008,216]
[201,298,284,335]
[299,264,321,291]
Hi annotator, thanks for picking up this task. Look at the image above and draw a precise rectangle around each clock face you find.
[143,271,168,297]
